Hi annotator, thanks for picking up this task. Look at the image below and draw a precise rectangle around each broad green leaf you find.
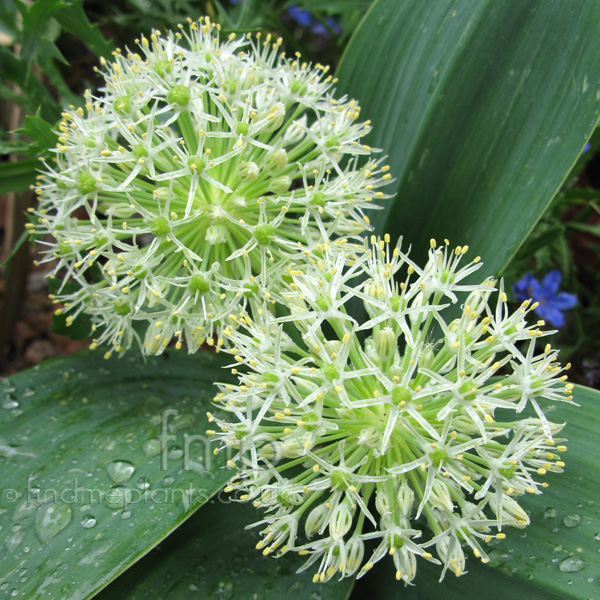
[0,158,39,193]
[351,384,600,599]
[16,0,68,65]
[0,45,60,121]
[336,0,600,276]
[97,499,355,600]
[54,0,115,59]
[0,350,233,599]
[19,110,59,155]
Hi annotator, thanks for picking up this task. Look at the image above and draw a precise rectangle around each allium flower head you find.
[210,237,572,583]
[31,17,390,355]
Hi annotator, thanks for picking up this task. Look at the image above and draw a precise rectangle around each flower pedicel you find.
[210,238,573,583]
[30,17,390,355]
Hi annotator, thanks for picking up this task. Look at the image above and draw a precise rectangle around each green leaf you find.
[0,158,39,193]
[0,350,233,599]
[0,228,29,269]
[337,0,600,276]
[97,500,355,600]
[54,0,115,59]
[17,0,68,65]
[19,109,59,155]
[0,45,60,121]
[352,384,600,599]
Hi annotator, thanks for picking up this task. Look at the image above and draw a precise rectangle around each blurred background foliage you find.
[0,0,599,389]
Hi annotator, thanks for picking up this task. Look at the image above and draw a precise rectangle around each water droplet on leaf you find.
[81,515,97,529]
[559,556,586,573]
[35,503,72,543]
[5,530,25,552]
[563,514,582,528]
[106,460,135,483]
[142,438,162,457]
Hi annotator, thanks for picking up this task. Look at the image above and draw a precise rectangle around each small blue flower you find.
[512,270,577,327]
[287,6,313,27]
[583,142,591,153]
[311,17,342,38]
[287,6,342,37]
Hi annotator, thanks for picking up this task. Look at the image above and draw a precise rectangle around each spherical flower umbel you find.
[31,17,390,355]
[210,237,572,584]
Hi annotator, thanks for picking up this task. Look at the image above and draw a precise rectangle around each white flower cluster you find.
[30,17,390,356]
[210,237,572,584]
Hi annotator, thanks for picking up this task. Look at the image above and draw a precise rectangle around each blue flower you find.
[512,270,577,327]
[311,17,342,37]
[583,142,591,153]
[287,6,313,27]
[287,6,342,37]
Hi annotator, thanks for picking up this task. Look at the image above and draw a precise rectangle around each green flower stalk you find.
[30,17,390,356]
[210,237,572,583]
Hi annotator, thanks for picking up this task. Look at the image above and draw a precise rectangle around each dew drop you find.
[136,476,150,490]
[162,476,175,487]
[13,499,39,522]
[81,515,97,529]
[142,438,162,457]
[168,446,183,460]
[5,530,25,552]
[544,507,557,519]
[559,556,586,573]
[121,510,132,520]
[563,514,582,528]
[35,503,72,543]
[106,460,135,484]
[2,396,18,409]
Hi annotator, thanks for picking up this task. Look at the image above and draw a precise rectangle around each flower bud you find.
[374,326,398,362]
[392,545,418,584]
[436,537,466,578]
[357,426,380,449]
[429,479,454,512]
[329,501,353,539]
[238,160,260,182]
[264,148,288,173]
[279,438,303,459]
[396,483,415,516]
[345,536,365,575]
[375,488,390,517]
[305,503,329,538]
[268,175,291,195]
[261,102,285,132]
[282,114,307,146]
